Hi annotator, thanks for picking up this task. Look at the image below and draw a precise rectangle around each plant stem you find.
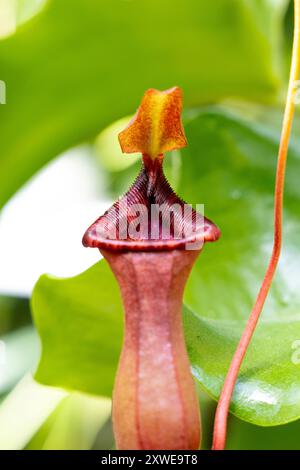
[212,0,300,451]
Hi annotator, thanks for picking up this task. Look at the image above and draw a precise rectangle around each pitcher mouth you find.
[82,157,221,252]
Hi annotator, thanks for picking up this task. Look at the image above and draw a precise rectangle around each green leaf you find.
[0,0,288,207]
[32,105,300,426]
[0,326,40,395]
[226,413,300,450]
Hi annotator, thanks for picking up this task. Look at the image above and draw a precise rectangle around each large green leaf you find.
[178,106,300,425]
[181,106,300,322]
[32,106,300,426]
[0,0,288,207]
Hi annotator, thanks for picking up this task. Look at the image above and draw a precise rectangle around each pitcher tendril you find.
[83,87,220,450]
[212,0,300,451]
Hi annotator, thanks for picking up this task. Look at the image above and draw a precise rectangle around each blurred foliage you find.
[32,262,300,427]
[181,107,300,322]
[32,262,122,397]
[15,0,48,26]
[0,0,299,450]
[0,326,39,396]
[0,296,31,336]
[226,414,300,450]
[95,116,139,172]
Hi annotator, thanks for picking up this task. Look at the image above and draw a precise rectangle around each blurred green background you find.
[0,0,300,450]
